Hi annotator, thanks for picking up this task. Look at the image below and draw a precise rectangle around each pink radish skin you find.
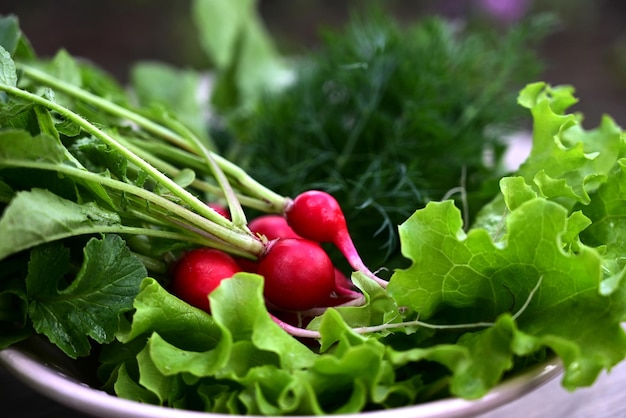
[207,202,230,220]
[248,214,301,241]
[285,190,388,288]
[249,213,364,301]
[171,248,242,312]
[258,238,335,311]
[235,257,258,273]
[333,268,357,297]
[236,214,304,273]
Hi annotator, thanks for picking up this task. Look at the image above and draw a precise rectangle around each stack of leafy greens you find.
[1,1,626,416]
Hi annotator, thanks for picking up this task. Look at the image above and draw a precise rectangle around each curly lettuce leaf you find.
[516,82,623,207]
[109,275,433,414]
[388,197,626,390]
[388,82,626,393]
[99,277,230,403]
[475,82,624,236]
[578,159,626,293]
[306,271,404,349]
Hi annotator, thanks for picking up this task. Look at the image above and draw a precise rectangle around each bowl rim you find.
[0,341,562,418]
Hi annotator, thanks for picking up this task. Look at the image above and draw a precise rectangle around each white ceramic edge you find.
[0,344,561,418]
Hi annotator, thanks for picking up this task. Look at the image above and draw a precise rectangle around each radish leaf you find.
[0,45,16,87]
[0,188,121,259]
[26,235,146,357]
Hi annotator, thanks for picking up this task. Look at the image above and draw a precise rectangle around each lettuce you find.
[91,82,626,414]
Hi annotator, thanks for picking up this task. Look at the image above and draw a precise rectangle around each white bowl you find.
[0,337,562,418]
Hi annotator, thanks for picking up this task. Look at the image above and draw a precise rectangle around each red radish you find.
[301,268,365,315]
[235,256,258,273]
[248,214,302,240]
[285,190,388,288]
[258,238,335,311]
[239,214,304,273]
[249,213,364,304]
[171,248,241,312]
[333,268,356,296]
[207,202,230,220]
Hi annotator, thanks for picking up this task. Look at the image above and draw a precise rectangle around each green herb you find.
[224,11,553,272]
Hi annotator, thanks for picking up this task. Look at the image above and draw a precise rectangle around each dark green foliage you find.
[233,13,550,271]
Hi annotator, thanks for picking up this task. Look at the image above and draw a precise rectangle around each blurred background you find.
[0,0,625,127]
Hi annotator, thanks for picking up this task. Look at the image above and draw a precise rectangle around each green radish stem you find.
[163,116,249,230]
[17,63,287,213]
[0,84,265,257]
[1,156,262,257]
[24,63,247,229]
[116,136,271,211]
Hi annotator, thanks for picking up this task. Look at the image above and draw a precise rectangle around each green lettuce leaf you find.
[388,194,626,390]
[516,82,623,207]
[579,159,626,285]
[115,277,231,375]
[388,81,626,393]
[110,275,422,414]
[210,273,317,371]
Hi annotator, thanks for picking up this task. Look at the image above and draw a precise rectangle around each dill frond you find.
[225,10,552,273]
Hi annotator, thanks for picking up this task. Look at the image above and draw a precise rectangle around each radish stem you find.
[334,228,389,288]
[17,63,288,213]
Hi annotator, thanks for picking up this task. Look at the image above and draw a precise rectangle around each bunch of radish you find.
[170,190,383,332]
[0,61,382,338]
